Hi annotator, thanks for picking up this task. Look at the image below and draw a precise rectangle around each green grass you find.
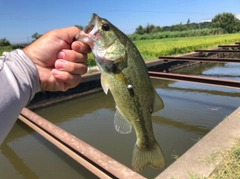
[209,139,240,179]
[133,33,240,60]
[186,139,240,179]
[128,28,225,41]
[0,46,12,55]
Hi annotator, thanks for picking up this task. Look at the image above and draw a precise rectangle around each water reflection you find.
[175,62,240,81]
[1,62,240,178]
[0,123,98,179]
[173,62,225,75]
[152,116,210,135]
[0,142,38,179]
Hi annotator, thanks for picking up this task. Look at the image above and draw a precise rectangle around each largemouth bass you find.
[76,13,165,171]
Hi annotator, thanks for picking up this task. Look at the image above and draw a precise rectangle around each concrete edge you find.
[156,107,240,179]
[28,88,103,110]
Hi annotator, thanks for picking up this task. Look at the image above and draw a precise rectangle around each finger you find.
[57,49,87,63]
[55,59,88,75]
[72,41,91,53]
[52,69,82,90]
[55,26,81,44]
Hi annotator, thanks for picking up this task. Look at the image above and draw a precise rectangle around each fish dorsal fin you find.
[153,90,164,113]
[114,107,132,134]
[101,75,109,94]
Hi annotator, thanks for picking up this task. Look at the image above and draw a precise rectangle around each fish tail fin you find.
[132,141,165,172]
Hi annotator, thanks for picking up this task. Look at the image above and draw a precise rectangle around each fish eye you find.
[102,24,110,31]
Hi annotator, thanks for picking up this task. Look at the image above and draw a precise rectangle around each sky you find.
[0,0,239,44]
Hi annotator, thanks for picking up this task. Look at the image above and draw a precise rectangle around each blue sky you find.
[0,0,239,43]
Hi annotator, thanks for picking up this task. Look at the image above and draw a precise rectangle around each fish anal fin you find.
[153,90,164,113]
[101,75,109,94]
[114,107,132,134]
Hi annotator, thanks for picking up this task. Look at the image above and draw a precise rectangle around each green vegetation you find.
[133,12,240,37]
[75,25,84,30]
[209,139,240,179]
[0,45,25,55]
[86,33,240,66]
[130,12,240,41]
[212,13,240,33]
[0,38,10,47]
[187,139,240,179]
[0,46,12,55]
[134,33,240,60]
[129,28,224,41]
[134,21,212,35]
[31,32,42,42]
[1,33,240,67]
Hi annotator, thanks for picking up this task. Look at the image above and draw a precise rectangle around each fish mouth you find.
[84,13,98,34]
[75,13,99,44]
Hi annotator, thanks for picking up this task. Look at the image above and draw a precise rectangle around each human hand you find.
[23,26,91,92]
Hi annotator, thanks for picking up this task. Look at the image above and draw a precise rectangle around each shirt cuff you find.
[3,49,41,102]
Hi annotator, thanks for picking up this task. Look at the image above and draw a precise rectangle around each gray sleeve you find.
[0,49,40,145]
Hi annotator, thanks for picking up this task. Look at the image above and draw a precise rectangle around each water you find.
[1,62,240,179]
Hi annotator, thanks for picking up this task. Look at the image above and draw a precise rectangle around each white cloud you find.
[235,14,240,20]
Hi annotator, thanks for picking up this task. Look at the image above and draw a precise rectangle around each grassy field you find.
[134,33,240,60]
[0,46,12,55]
[128,28,225,41]
[1,33,240,66]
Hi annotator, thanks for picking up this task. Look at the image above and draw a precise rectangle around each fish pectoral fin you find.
[153,90,164,113]
[114,107,132,134]
[101,75,109,94]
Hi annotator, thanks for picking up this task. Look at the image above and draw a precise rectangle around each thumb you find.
[55,26,81,44]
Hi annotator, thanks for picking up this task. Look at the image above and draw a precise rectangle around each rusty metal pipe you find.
[19,108,145,179]
[158,56,240,63]
[18,114,112,179]
[149,71,240,89]
[218,45,240,48]
[195,49,240,53]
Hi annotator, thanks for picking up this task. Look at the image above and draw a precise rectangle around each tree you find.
[135,25,145,35]
[154,25,162,33]
[0,38,10,47]
[135,24,162,34]
[170,23,187,31]
[199,22,212,29]
[31,33,42,42]
[75,25,84,30]
[145,24,155,34]
[212,12,240,33]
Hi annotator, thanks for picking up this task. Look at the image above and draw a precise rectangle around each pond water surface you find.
[1,62,240,179]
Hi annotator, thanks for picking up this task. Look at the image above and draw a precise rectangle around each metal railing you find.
[158,56,240,63]
[19,108,146,179]
[149,71,240,89]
